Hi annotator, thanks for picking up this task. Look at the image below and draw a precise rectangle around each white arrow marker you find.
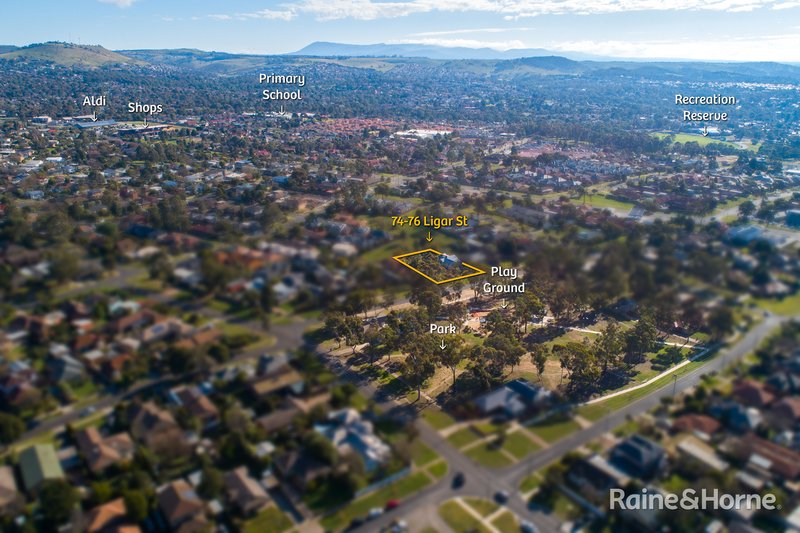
[440,339,447,350]
[501,299,508,309]
[143,117,148,129]
[91,112,98,122]
[701,125,709,137]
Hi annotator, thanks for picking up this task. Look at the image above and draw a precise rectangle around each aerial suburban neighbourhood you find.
[2,2,800,533]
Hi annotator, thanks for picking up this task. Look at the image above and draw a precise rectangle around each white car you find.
[390,519,408,532]
[367,507,384,520]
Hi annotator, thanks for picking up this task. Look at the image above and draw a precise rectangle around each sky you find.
[4,0,800,62]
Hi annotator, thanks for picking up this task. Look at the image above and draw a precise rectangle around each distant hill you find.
[291,41,602,61]
[0,45,18,54]
[0,42,146,67]
[121,48,277,74]
[73,43,800,82]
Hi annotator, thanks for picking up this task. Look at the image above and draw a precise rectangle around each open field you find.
[652,132,748,150]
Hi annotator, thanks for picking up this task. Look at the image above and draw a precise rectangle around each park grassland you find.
[754,292,800,316]
[241,506,294,533]
[438,500,492,533]
[578,359,707,421]
[652,132,756,151]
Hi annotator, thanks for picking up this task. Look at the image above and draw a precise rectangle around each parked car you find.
[385,499,400,510]
[520,520,537,533]
[368,507,384,520]
[347,517,365,530]
[494,490,510,504]
[389,519,408,532]
[452,472,465,489]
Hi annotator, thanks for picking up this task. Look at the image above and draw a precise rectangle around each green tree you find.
[197,465,224,499]
[437,335,466,385]
[38,479,78,529]
[626,312,658,363]
[594,319,624,373]
[0,413,24,445]
[123,490,149,523]
[708,306,735,341]
[738,200,756,220]
[402,334,438,401]
[530,344,549,382]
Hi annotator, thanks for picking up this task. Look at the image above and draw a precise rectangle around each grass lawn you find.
[422,408,457,430]
[661,473,693,494]
[528,415,581,444]
[242,506,293,533]
[320,472,431,532]
[652,132,743,150]
[127,271,164,292]
[520,472,543,493]
[438,500,492,533]
[754,293,800,316]
[447,427,481,449]
[427,460,449,480]
[578,359,707,421]
[551,492,582,520]
[502,431,540,460]
[465,442,514,468]
[70,379,99,400]
[491,511,519,533]
[303,478,352,512]
[70,411,108,431]
[411,440,439,468]
[571,194,634,211]
[463,497,499,517]
[472,421,507,436]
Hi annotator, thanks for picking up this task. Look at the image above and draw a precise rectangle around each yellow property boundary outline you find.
[392,248,486,285]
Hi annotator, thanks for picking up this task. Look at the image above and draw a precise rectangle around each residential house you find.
[0,465,23,516]
[74,427,135,473]
[273,450,331,491]
[157,479,208,533]
[711,400,764,433]
[173,327,222,351]
[676,435,729,473]
[767,397,800,431]
[169,385,220,429]
[733,433,800,480]
[48,352,86,383]
[129,402,187,455]
[473,378,551,418]
[314,408,391,472]
[106,309,160,337]
[610,435,667,480]
[671,414,722,440]
[18,444,64,493]
[249,364,304,400]
[733,380,775,408]
[84,498,141,533]
[567,454,630,503]
[223,466,271,516]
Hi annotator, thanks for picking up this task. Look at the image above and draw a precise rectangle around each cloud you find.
[209,8,296,21]
[392,37,527,50]
[410,27,533,37]
[98,0,137,7]
[289,0,794,20]
[548,34,800,61]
